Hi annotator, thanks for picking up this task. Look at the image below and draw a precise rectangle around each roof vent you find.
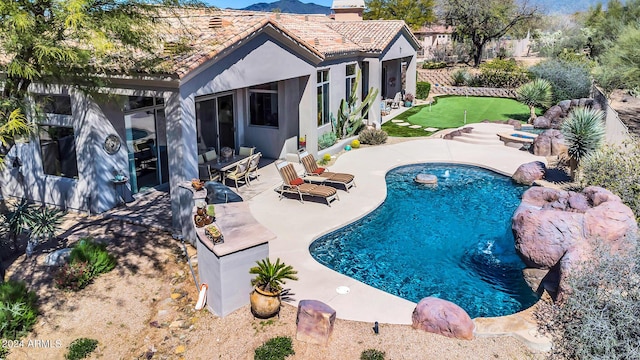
[314,38,320,46]
[209,17,223,29]
[275,13,281,19]
[362,36,372,43]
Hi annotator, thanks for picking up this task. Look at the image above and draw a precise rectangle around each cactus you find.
[332,71,379,139]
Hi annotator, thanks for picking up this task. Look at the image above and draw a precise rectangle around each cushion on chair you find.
[290,177,304,186]
[204,150,217,162]
[312,167,325,175]
[198,154,205,164]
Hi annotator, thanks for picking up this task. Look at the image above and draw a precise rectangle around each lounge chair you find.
[298,150,356,192]
[275,161,339,206]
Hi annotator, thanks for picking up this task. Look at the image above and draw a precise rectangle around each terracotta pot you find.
[249,287,281,318]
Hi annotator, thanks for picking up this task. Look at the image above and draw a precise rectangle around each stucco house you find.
[0,5,419,235]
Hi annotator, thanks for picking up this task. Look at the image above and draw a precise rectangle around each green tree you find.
[440,0,540,67]
[516,79,552,123]
[593,25,640,94]
[0,0,200,166]
[561,107,606,178]
[585,0,640,58]
[364,0,436,30]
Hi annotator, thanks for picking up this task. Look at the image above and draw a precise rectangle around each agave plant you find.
[516,79,553,123]
[561,107,606,178]
[249,258,298,294]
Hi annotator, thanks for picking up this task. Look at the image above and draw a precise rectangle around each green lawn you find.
[383,96,539,137]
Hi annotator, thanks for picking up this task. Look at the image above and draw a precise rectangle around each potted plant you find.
[249,258,298,318]
[404,93,414,107]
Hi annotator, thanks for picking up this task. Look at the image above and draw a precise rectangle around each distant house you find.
[0,5,420,234]
[413,24,454,60]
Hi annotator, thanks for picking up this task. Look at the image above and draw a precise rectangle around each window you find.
[249,82,279,127]
[345,64,357,98]
[38,125,78,178]
[317,70,330,126]
[34,94,72,115]
[125,96,164,111]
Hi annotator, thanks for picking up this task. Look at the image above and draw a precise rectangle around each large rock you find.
[533,130,566,156]
[532,133,551,156]
[412,297,474,340]
[44,248,72,266]
[296,300,336,345]
[533,116,550,129]
[512,161,546,185]
[543,105,564,125]
[512,186,638,299]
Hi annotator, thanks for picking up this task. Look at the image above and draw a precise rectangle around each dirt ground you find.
[2,215,544,360]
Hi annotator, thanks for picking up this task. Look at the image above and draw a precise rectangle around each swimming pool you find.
[309,164,539,318]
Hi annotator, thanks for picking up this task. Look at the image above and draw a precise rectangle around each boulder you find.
[512,186,638,299]
[558,100,572,114]
[533,116,551,129]
[543,105,564,123]
[44,248,72,266]
[296,300,336,345]
[507,119,521,129]
[512,161,546,185]
[533,134,551,156]
[460,127,473,134]
[412,297,474,340]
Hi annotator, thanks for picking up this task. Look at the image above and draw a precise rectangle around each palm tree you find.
[561,107,606,178]
[516,79,553,124]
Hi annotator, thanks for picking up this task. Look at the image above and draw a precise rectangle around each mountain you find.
[242,0,330,14]
[238,0,605,15]
[530,0,604,14]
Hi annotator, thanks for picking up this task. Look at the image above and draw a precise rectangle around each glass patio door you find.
[196,94,235,155]
[125,104,168,194]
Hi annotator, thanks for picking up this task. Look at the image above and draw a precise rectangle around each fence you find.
[592,86,631,145]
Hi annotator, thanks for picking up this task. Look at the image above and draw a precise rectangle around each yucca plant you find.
[25,206,65,256]
[4,199,32,252]
[561,107,606,178]
[516,79,553,123]
[451,69,469,86]
[249,258,298,294]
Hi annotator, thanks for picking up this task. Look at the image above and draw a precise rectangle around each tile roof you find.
[153,8,420,77]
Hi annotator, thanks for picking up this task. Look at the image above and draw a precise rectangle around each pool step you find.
[449,124,514,146]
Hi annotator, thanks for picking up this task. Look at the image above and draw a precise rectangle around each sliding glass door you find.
[196,94,235,155]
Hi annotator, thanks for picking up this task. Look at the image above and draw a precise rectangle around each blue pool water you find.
[309,164,539,318]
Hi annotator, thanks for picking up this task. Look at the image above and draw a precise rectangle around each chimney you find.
[331,0,365,21]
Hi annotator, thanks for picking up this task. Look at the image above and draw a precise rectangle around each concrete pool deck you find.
[248,123,549,345]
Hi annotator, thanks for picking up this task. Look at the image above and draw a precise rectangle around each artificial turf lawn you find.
[391,96,538,129]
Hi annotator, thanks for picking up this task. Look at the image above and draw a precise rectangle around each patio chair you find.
[297,150,356,192]
[239,146,255,156]
[275,161,339,206]
[198,154,220,181]
[246,152,262,184]
[390,92,402,109]
[224,157,250,190]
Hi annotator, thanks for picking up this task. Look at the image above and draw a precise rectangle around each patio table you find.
[205,154,250,182]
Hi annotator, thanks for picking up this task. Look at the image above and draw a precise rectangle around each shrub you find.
[580,137,640,222]
[561,107,606,164]
[361,349,385,360]
[66,338,98,360]
[416,82,431,99]
[358,128,387,145]
[351,139,360,148]
[451,69,470,86]
[54,262,92,291]
[536,241,640,360]
[55,238,117,291]
[529,59,591,102]
[254,336,294,360]
[421,61,447,69]
[0,280,39,340]
[318,132,337,150]
[476,58,529,88]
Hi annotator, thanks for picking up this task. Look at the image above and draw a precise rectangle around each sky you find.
[205,0,333,9]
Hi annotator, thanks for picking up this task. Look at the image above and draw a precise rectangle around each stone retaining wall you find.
[431,86,517,98]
